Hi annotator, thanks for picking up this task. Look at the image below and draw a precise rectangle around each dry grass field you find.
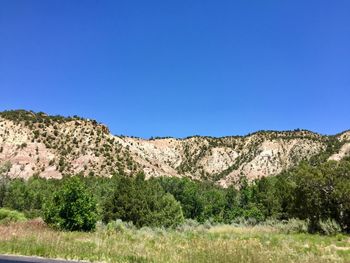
[0,219,350,263]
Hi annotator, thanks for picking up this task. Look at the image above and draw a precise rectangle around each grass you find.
[0,219,349,263]
[0,208,27,224]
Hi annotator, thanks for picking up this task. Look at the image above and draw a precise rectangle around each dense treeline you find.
[102,173,184,228]
[0,109,88,124]
[0,157,349,233]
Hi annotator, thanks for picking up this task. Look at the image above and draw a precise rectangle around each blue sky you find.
[1,1,349,138]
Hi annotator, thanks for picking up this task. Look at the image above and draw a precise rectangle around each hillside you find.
[0,110,349,186]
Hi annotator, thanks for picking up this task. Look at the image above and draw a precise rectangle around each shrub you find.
[106,219,136,233]
[0,208,26,224]
[319,219,342,235]
[176,219,201,232]
[278,219,308,234]
[243,208,264,223]
[231,216,257,226]
[43,176,97,231]
[150,193,184,228]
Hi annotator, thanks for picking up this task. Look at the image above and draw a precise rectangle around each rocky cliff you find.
[1,110,349,186]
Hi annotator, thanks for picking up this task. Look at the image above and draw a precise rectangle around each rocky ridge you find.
[0,110,349,186]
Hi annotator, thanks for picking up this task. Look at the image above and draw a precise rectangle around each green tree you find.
[200,188,226,222]
[157,177,207,221]
[103,173,184,227]
[0,162,11,207]
[43,176,97,231]
[331,158,350,232]
[3,180,28,211]
[223,185,241,222]
[251,177,282,219]
[286,160,350,232]
[149,193,184,228]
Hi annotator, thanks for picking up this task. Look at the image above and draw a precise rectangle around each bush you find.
[106,219,136,233]
[278,219,308,234]
[150,193,184,228]
[319,219,342,235]
[0,208,26,224]
[231,216,257,226]
[176,219,200,232]
[43,176,97,231]
[242,204,265,223]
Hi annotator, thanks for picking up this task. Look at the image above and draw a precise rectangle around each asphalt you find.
[0,255,85,263]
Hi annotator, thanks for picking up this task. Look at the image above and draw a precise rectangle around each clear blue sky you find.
[1,1,349,138]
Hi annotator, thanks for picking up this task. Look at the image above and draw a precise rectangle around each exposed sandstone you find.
[0,111,348,185]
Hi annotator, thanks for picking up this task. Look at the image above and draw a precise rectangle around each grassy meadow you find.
[0,219,349,263]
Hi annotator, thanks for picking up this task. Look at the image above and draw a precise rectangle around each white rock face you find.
[114,131,330,186]
[218,139,325,187]
[337,131,350,142]
[199,147,239,174]
[0,112,348,185]
[329,143,350,161]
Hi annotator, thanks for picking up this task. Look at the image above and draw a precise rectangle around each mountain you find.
[0,110,349,186]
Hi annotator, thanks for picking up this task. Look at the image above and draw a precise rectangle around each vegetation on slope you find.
[2,109,347,184]
[0,110,139,177]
